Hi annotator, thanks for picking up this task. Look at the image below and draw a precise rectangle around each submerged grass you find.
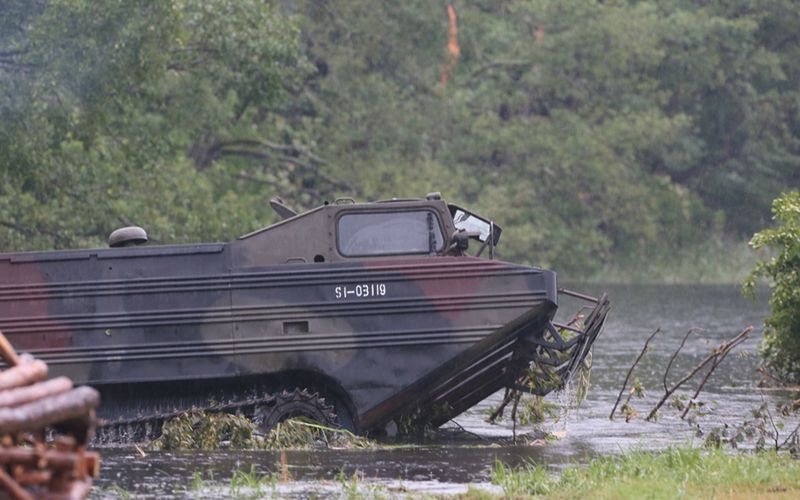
[150,411,374,450]
[151,410,258,450]
[264,418,375,450]
[489,447,800,499]
[183,466,279,499]
[180,465,389,499]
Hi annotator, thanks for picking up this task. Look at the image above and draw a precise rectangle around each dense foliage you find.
[0,0,310,249]
[745,192,800,383]
[1,1,799,277]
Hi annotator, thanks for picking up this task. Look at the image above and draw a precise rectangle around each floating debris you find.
[150,410,258,451]
[264,418,375,450]
[150,411,375,451]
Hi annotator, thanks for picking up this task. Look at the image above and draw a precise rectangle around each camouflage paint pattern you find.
[0,198,580,435]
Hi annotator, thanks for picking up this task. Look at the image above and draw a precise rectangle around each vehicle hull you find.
[1,245,558,433]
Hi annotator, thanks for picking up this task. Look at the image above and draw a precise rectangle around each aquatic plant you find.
[699,400,800,456]
[229,465,277,498]
[149,410,375,450]
[337,468,363,499]
[264,418,374,450]
[150,410,258,450]
[97,484,133,499]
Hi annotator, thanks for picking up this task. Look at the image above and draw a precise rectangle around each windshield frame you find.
[336,208,446,257]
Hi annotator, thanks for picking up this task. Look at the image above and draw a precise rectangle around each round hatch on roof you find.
[108,226,148,248]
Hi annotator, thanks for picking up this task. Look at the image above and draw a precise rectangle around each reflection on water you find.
[94,285,795,498]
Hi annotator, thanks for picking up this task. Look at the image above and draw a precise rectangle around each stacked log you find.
[0,332,100,500]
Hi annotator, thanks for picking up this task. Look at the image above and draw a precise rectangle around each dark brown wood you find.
[15,469,52,486]
[0,360,48,392]
[0,340,99,499]
[0,387,99,435]
[0,467,34,500]
[0,377,73,409]
[0,447,99,476]
[486,387,513,423]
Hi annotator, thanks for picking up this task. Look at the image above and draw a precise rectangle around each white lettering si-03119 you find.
[334,283,387,299]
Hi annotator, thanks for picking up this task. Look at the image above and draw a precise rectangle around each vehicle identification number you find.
[334,283,387,299]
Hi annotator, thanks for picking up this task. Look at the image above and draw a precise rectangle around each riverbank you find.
[488,447,800,499]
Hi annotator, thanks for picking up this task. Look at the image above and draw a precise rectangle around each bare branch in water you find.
[647,326,752,422]
[680,329,752,419]
[664,329,695,394]
[610,328,660,420]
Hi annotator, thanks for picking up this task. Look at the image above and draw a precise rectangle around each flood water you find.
[92,284,797,498]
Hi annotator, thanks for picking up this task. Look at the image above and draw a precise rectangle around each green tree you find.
[280,0,800,274]
[2,1,799,280]
[0,0,313,250]
[744,192,800,383]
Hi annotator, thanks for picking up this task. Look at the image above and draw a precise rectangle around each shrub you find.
[744,192,800,383]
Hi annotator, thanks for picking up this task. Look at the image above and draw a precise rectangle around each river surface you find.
[91,284,797,498]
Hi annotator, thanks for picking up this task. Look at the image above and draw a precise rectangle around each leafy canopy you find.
[1,1,799,279]
[0,0,310,249]
[744,191,800,383]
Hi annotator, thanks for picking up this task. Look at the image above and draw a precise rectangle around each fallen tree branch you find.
[647,326,752,421]
[610,328,660,420]
[664,329,694,394]
[779,420,800,451]
[680,330,752,419]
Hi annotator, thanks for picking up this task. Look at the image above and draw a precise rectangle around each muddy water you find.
[93,284,794,498]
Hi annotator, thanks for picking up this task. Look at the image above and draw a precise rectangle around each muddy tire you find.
[255,388,338,432]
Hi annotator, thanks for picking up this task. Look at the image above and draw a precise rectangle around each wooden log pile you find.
[0,331,100,500]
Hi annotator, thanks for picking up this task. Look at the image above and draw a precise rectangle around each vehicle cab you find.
[232,192,503,267]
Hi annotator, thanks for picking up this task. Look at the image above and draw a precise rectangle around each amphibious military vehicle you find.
[0,193,608,439]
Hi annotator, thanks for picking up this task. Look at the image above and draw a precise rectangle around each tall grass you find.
[491,447,800,499]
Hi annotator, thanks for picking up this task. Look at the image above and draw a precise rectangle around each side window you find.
[338,211,444,256]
